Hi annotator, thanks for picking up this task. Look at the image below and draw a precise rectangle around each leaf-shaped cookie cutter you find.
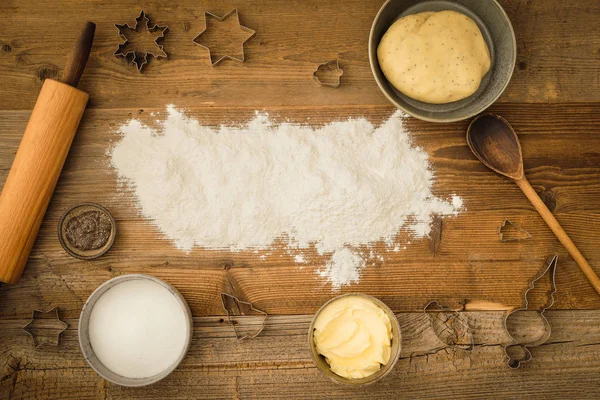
[424,300,474,351]
[503,254,558,368]
[114,10,168,72]
[220,293,267,341]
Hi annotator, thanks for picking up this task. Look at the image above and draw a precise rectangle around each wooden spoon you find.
[467,113,600,296]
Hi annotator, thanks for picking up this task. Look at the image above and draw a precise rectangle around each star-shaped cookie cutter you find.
[23,307,69,348]
[114,10,168,72]
[192,9,256,66]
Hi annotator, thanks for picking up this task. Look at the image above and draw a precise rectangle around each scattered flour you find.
[318,248,365,289]
[111,105,461,289]
[294,254,306,264]
[451,195,463,210]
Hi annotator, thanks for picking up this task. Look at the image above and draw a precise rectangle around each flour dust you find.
[110,105,462,289]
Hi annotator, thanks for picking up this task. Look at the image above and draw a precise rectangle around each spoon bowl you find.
[467,113,524,180]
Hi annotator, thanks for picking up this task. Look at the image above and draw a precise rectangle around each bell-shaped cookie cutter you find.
[313,60,344,88]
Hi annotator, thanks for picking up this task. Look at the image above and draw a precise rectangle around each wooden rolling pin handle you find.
[0,22,94,284]
[516,178,600,295]
[63,22,96,87]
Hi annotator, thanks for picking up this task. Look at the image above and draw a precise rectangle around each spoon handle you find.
[516,178,600,295]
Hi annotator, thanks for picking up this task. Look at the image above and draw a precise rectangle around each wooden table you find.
[1,0,600,398]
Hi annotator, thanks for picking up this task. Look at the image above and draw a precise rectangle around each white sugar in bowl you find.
[79,274,193,387]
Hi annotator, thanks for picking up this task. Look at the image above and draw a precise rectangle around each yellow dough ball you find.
[377,10,492,104]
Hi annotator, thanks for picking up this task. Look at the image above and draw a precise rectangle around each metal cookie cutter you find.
[504,254,558,368]
[220,293,267,340]
[313,60,343,88]
[23,307,68,348]
[114,10,168,72]
[192,9,256,66]
[498,219,531,242]
[424,300,474,351]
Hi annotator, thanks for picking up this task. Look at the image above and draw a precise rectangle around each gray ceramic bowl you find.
[369,0,516,123]
[79,274,193,387]
[308,294,401,385]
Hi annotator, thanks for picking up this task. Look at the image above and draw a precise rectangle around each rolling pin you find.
[0,22,96,284]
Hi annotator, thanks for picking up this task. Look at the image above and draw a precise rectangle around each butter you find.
[313,296,393,379]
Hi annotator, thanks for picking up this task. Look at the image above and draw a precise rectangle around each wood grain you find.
[0,103,599,318]
[2,311,600,399]
[1,0,600,398]
[0,0,598,110]
[0,80,89,284]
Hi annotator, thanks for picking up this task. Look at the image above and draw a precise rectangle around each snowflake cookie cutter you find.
[192,9,256,66]
[313,60,343,88]
[503,254,558,368]
[220,293,267,341]
[114,10,168,72]
[23,307,68,348]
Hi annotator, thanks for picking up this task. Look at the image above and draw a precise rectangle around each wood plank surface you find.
[0,0,599,110]
[1,0,600,398]
[2,311,600,399]
[1,103,599,318]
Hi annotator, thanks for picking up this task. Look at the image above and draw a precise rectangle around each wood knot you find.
[518,61,527,70]
[538,189,557,212]
[428,216,443,256]
[35,65,58,82]
[1,44,12,53]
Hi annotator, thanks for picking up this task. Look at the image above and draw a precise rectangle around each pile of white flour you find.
[111,106,461,289]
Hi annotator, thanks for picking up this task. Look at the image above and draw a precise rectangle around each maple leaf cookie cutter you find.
[313,60,344,88]
[192,9,256,66]
[503,254,558,368]
[23,307,68,348]
[220,293,267,340]
[114,10,168,72]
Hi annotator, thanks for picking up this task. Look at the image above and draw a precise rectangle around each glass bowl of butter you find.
[309,294,401,385]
